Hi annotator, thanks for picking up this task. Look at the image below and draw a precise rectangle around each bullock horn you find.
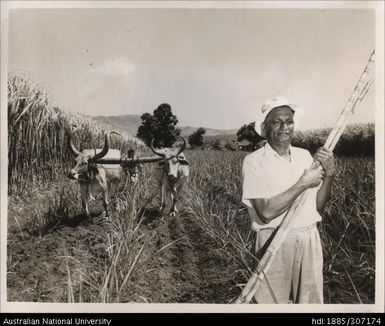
[176,136,187,156]
[92,132,110,161]
[150,138,165,157]
[110,131,123,138]
[68,134,82,156]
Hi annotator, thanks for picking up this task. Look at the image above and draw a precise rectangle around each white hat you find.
[254,96,304,138]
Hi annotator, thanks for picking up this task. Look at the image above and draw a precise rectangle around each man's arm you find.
[314,147,335,213]
[316,175,334,213]
[251,168,324,223]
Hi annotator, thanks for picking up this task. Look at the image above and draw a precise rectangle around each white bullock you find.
[150,137,189,216]
[68,132,122,219]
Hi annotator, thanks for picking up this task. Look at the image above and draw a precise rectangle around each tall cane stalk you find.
[235,50,375,304]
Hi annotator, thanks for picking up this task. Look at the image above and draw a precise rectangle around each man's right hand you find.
[298,168,324,189]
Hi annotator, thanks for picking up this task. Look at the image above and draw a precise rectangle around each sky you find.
[7,3,379,131]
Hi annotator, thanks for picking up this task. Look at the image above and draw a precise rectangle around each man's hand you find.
[314,147,335,177]
[298,168,325,189]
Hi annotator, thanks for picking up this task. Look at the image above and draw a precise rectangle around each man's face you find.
[264,106,295,145]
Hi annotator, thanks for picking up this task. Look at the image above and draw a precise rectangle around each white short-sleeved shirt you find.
[242,142,322,230]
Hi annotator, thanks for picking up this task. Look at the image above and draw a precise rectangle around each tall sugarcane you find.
[235,50,375,304]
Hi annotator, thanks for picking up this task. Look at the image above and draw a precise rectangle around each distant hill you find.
[92,114,237,137]
[179,126,237,137]
[92,114,142,136]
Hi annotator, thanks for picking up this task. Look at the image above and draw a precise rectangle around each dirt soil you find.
[7,186,241,303]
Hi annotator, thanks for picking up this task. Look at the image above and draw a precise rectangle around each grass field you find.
[6,74,376,304]
[184,150,375,303]
[7,149,375,303]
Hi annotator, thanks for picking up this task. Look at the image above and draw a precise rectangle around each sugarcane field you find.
[1,2,383,312]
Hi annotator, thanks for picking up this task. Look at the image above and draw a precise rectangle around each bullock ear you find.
[179,159,189,165]
[158,161,165,167]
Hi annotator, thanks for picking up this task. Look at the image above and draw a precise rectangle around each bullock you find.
[121,149,142,184]
[68,132,123,219]
[150,137,189,216]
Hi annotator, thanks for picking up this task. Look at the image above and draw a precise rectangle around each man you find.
[242,96,335,304]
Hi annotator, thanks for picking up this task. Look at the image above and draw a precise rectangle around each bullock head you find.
[125,149,139,182]
[121,149,164,184]
[150,137,189,182]
[128,164,142,183]
[68,132,110,181]
[122,160,142,184]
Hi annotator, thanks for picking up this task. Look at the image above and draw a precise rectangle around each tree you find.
[136,113,155,147]
[137,103,181,147]
[212,138,227,151]
[225,140,237,151]
[236,122,264,146]
[188,127,206,148]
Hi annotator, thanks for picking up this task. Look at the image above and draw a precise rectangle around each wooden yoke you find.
[95,156,164,165]
[235,50,375,304]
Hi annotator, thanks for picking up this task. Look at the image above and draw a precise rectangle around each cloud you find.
[88,57,135,77]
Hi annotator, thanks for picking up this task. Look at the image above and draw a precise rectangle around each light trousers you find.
[253,223,324,304]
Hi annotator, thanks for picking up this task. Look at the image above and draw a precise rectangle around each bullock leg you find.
[94,173,110,218]
[169,188,178,216]
[101,186,109,218]
[82,200,90,219]
[170,182,185,216]
[80,185,91,219]
[160,182,167,215]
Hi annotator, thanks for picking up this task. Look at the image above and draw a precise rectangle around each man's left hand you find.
[314,147,335,177]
